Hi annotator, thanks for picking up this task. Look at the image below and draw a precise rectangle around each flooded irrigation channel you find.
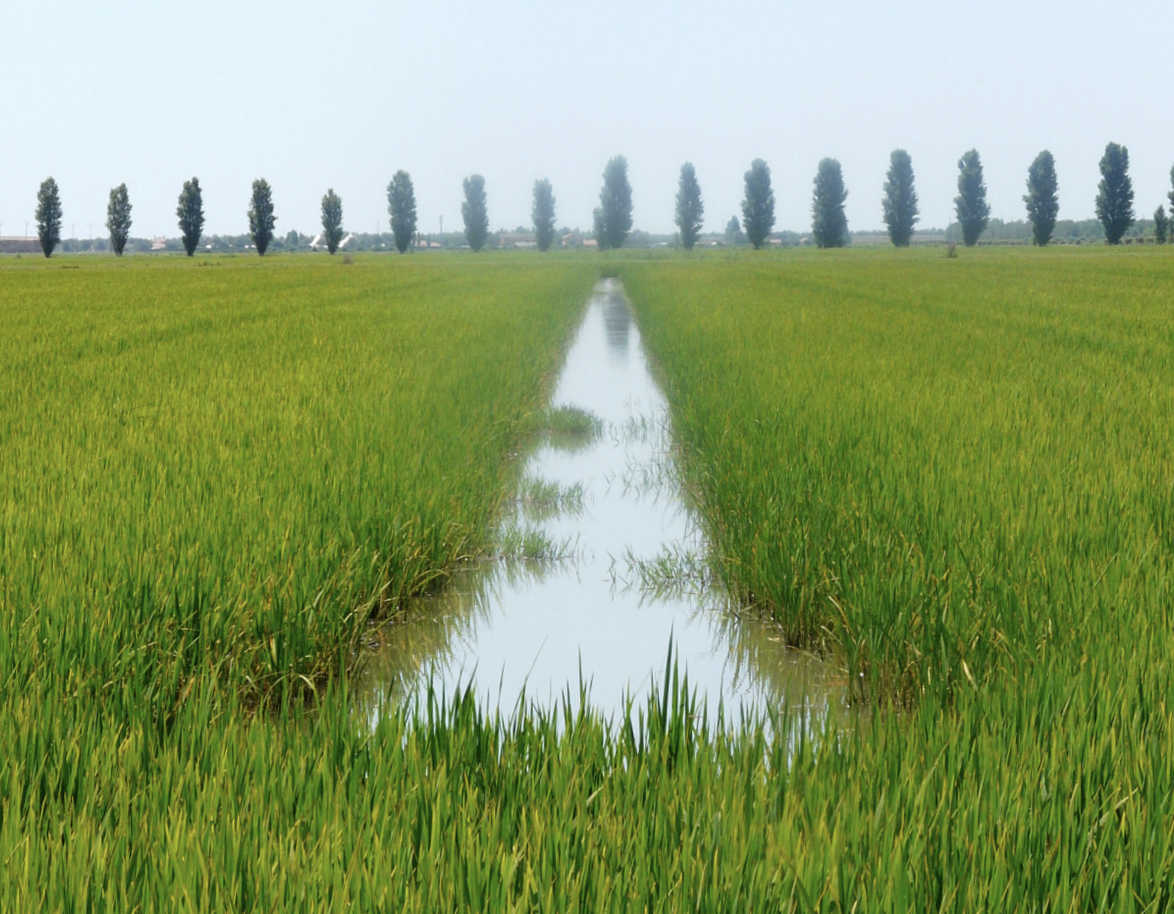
[355,280,849,733]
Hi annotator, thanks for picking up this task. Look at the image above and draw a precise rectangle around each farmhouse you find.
[498,232,537,249]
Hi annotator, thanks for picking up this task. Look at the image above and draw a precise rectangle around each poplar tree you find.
[725,216,744,245]
[593,207,607,251]
[741,159,775,250]
[35,177,63,258]
[882,150,919,247]
[106,183,132,256]
[598,156,633,250]
[387,170,417,253]
[247,179,276,256]
[1095,142,1134,245]
[461,174,489,252]
[176,177,204,256]
[1024,150,1059,247]
[1154,206,1168,245]
[531,178,556,252]
[811,158,848,248]
[674,162,704,251]
[954,149,990,246]
[320,188,343,254]
[1169,163,1174,222]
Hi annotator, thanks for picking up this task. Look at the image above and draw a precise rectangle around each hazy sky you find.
[4,0,1174,239]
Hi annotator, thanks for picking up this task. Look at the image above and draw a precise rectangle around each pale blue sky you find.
[3,0,1173,239]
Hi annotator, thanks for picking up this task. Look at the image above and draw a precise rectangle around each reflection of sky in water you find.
[356,281,850,734]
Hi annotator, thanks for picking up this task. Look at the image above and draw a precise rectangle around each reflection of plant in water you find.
[612,411,663,445]
[516,476,585,521]
[702,602,851,708]
[611,543,715,596]
[537,404,604,452]
[495,523,577,561]
[353,567,498,697]
[606,548,852,714]
[356,549,589,707]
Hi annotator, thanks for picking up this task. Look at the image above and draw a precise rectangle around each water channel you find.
[355,280,848,730]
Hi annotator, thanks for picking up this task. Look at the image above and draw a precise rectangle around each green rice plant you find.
[515,475,585,520]
[6,249,1174,909]
[595,245,1174,907]
[534,404,604,451]
[0,254,596,708]
[619,247,1174,702]
[494,522,577,561]
[611,542,715,597]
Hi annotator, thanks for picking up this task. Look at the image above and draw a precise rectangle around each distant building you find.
[0,236,40,254]
[498,232,537,250]
[561,232,582,248]
[150,237,167,252]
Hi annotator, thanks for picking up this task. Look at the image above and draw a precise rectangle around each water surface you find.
[356,281,847,728]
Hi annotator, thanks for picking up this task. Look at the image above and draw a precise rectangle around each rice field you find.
[619,246,1174,908]
[3,248,1173,910]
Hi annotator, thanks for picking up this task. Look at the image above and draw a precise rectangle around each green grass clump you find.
[535,403,604,451]
[516,475,585,518]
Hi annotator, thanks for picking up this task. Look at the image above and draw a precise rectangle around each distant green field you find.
[3,248,1173,910]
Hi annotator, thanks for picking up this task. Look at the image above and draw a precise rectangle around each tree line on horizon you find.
[22,143,1169,258]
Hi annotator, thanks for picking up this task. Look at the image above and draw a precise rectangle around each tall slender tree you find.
[599,156,633,250]
[247,179,276,256]
[531,178,556,252]
[811,158,848,248]
[592,207,607,251]
[954,149,991,246]
[35,178,63,258]
[1024,150,1059,247]
[725,216,745,245]
[106,183,132,256]
[462,174,489,252]
[882,150,919,247]
[1095,142,1134,244]
[176,177,204,256]
[320,188,343,254]
[741,159,775,250]
[1154,205,1169,245]
[1167,163,1174,226]
[674,162,704,251]
[387,170,417,254]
